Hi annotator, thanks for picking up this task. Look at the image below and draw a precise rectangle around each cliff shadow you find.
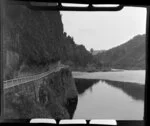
[74,78,100,95]
[65,96,78,119]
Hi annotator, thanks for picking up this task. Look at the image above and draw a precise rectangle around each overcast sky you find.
[60,7,146,51]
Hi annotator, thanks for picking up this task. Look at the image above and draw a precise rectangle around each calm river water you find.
[72,70,145,120]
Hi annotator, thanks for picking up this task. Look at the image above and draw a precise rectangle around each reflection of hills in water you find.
[75,78,144,101]
[75,79,99,94]
[103,80,145,101]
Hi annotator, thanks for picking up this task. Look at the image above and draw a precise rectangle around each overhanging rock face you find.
[4,67,78,119]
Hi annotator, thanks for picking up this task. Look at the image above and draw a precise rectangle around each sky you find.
[60,7,147,51]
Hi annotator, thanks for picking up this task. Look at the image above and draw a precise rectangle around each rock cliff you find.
[3,2,93,80]
[4,67,78,119]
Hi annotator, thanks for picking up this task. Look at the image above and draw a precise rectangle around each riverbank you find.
[71,66,145,73]
[72,70,145,84]
[70,66,111,72]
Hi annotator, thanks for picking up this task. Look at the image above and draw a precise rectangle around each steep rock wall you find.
[4,67,78,119]
[3,3,93,80]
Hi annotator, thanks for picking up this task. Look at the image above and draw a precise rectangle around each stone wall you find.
[4,67,78,119]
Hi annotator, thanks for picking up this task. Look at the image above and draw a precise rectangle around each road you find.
[4,65,67,89]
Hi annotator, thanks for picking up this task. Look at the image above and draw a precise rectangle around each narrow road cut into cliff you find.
[4,64,68,89]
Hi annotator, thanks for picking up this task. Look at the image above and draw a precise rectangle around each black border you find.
[0,0,5,121]
[144,6,150,126]
[8,0,150,6]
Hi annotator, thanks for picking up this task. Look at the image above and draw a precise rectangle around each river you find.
[72,70,145,120]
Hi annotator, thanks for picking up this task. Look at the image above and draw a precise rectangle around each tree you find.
[90,48,94,54]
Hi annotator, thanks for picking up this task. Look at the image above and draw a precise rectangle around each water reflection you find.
[65,96,78,119]
[75,79,99,94]
[74,78,144,119]
[75,79,144,101]
[103,80,145,101]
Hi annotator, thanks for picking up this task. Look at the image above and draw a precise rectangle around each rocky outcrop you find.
[4,67,78,119]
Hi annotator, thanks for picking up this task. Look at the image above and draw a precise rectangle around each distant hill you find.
[92,50,106,55]
[95,34,146,70]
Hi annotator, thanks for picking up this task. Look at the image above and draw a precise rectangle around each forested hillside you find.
[94,34,146,70]
[3,2,146,80]
[3,3,93,80]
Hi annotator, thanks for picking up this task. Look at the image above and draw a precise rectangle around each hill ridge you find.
[95,34,146,70]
